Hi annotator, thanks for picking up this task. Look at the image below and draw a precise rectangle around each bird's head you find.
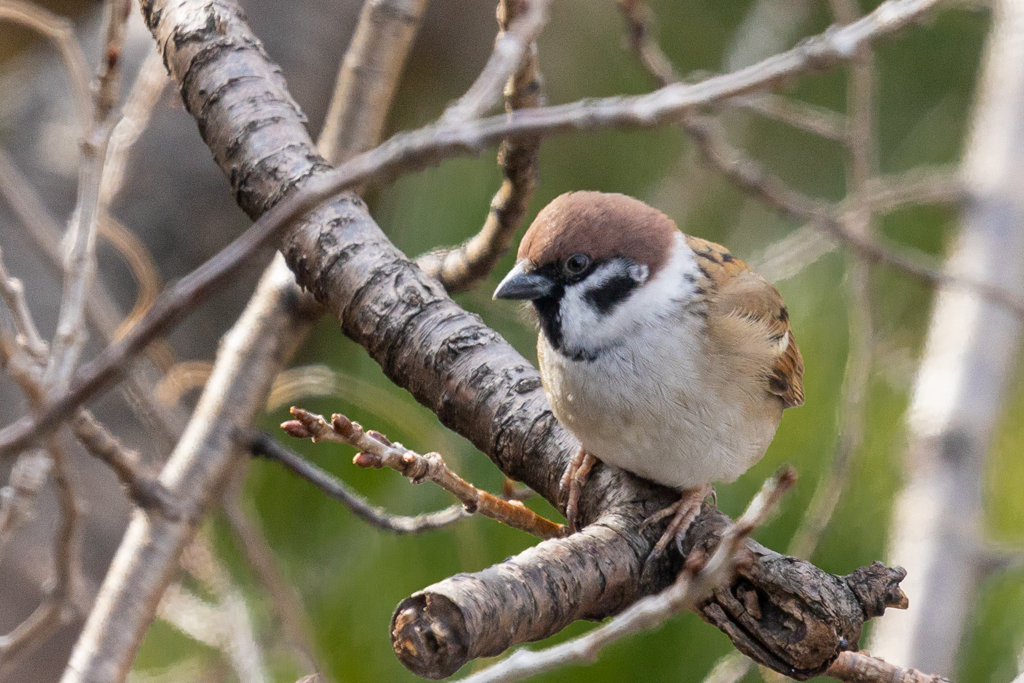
[494,191,698,361]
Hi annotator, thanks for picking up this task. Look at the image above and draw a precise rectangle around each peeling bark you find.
[142,0,909,678]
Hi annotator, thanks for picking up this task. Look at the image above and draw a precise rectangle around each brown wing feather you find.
[685,236,805,409]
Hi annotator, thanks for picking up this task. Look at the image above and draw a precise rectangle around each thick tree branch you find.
[450,470,795,683]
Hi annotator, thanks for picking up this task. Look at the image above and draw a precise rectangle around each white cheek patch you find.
[628,263,649,284]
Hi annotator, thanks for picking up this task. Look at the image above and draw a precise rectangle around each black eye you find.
[563,253,591,276]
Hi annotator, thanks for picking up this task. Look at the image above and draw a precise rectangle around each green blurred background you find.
[3,0,1022,682]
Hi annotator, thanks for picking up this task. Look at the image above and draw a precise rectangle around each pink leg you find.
[560,446,596,533]
[643,484,713,559]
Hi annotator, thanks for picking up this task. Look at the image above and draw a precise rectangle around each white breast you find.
[538,236,781,489]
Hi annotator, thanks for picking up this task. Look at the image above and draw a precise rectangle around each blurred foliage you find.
[110,0,1019,682]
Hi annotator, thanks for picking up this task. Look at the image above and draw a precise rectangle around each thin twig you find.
[0,148,174,374]
[697,653,752,683]
[173,532,270,683]
[99,47,169,205]
[249,431,467,534]
[0,438,80,676]
[0,245,48,362]
[618,0,679,87]
[1,248,177,517]
[453,469,796,683]
[824,651,951,683]
[42,0,132,398]
[0,0,957,460]
[439,0,549,124]
[416,0,543,292]
[282,408,564,539]
[730,93,848,141]
[69,411,178,517]
[751,166,965,282]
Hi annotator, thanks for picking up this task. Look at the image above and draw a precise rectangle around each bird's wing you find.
[685,236,805,409]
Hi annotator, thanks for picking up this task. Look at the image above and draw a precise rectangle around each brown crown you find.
[517,191,677,274]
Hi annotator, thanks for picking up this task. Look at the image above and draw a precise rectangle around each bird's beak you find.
[493,261,554,300]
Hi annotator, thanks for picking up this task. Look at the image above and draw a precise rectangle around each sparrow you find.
[493,191,804,556]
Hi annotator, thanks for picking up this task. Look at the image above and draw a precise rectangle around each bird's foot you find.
[559,447,596,533]
[641,484,714,565]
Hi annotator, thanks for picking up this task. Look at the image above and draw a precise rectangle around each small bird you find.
[493,191,803,556]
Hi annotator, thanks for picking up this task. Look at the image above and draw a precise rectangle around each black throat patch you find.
[532,288,565,352]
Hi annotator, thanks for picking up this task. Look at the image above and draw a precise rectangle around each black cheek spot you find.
[777,307,789,322]
[584,275,638,314]
[721,252,735,263]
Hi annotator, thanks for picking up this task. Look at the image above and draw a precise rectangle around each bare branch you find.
[172,533,270,683]
[249,431,467,534]
[283,408,563,539]
[0,245,48,362]
[0,148,177,382]
[618,0,679,87]
[416,0,543,292]
[730,93,848,141]
[318,0,429,164]
[69,411,178,516]
[42,0,132,398]
[698,654,752,683]
[452,470,795,683]
[99,48,169,205]
[59,257,321,683]
[751,166,965,283]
